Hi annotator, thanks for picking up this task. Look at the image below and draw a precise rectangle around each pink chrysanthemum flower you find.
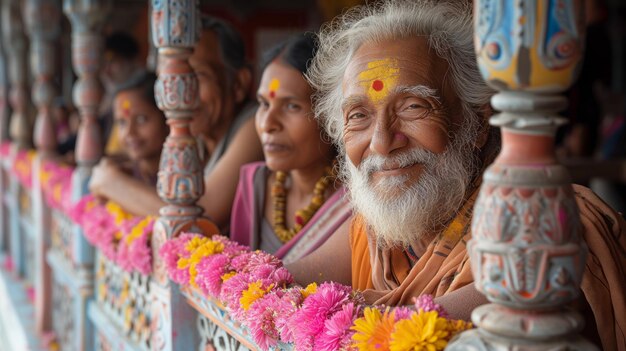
[158,233,196,285]
[220,272,254,318]
[211,235,249,255]
[275,287,306,343]
[315,302,362,351]
[128,229,152,275]
[414,294,448,318]
[245,291,284,350]
[230,252,255,272]
[194,253,230,297]
[290,282,353,351]
[393,306,414,321]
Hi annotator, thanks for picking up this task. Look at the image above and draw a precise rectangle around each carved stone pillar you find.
[0,26,8,255]
[24,0,63,335]
[62,1,110,350]
[25,0,62,157]
[1,0,32,150]
[65,0,109,171]
[447,1,597,350]
[150,1,211,349]
[0,34,8,144]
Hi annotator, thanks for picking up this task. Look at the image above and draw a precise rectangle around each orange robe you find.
[350,185,626,351]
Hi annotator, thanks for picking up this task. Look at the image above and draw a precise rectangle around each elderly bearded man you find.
[287,1,626,349]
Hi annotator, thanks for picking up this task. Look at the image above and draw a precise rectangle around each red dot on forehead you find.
[269,91,276,99]
[372,80,384,91]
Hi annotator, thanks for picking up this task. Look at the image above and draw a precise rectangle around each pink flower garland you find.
[0,141,10,157]
[159,233,472,351]
[68,195,155,274]
[39,161,74,212]
[11,149,36,189]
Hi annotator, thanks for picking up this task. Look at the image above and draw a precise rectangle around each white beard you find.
[344,142,477,248]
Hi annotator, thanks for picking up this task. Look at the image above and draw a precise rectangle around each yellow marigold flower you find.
[389,311,449,351]
[177,257,190,270]
[352,307,396,351]
[447,319,473,335]
[40,169,51,183]
[187,240,224,287]
[301,282,318,298]
[53,184,62,203]
[125,216,154,244]
[85,199,96,212]
[240,281,274,311]
[221,272,236,282]
[105,202,133,225]
[184,236,210,252]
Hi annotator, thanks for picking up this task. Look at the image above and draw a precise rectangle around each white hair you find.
[307,0,494,149]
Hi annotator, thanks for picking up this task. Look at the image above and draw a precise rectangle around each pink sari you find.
[230,162,351,263]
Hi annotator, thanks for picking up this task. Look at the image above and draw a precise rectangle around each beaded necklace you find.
[271,166,334,243]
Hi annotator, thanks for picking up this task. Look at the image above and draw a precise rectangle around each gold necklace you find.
[271,166,334,243]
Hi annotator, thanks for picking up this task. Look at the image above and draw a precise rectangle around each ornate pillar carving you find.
[448,1,596,349]
[24,0,63,335]
[1,0,32,150]
[0,34,8,144]
[150,1,210,349]
[25,0,62,157]
[64,0,110,171]
[0,22,8,255]
[62,1,110,350]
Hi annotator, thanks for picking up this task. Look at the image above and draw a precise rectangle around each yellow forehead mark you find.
[122,99,131,116]
[358,58,400,104]
[268,78,280,98]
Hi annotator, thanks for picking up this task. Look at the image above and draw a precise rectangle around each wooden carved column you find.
[448,1,596,350]
[24,0,63,335]
[150,1,212,349]
[2,0,32,280]
[0,33,8,144]
[1,0,32,150]
[25,0,62,157]
[63,1,110,350]
[0,30,8,255]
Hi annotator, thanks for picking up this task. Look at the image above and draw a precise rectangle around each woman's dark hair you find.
[261,32,318,76]
[201,15,246,71]
[105,31,139,61]
[115,71,159,107]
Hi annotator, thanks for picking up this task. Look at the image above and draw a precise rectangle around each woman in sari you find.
[230,33,351,263]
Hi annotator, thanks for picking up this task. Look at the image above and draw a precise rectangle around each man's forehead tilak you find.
[357,58,400,104]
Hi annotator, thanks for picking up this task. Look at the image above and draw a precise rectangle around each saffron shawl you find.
[350,184,626,351]
[231,162,352,264]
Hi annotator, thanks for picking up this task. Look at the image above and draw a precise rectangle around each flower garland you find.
[70,194,155,275]
[160,233,472,351]
[4,152,154,275]
[0,141,10,157]
[11,149,37,189]
[39,160,74,212]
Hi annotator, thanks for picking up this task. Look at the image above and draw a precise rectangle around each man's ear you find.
[474,102,493,149]
[233,67,252,104]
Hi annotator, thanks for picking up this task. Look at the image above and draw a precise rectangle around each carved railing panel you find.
[183,287,260,351]
[51,209,75,265]
[94,252,152,350]
[52,277,76,351]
